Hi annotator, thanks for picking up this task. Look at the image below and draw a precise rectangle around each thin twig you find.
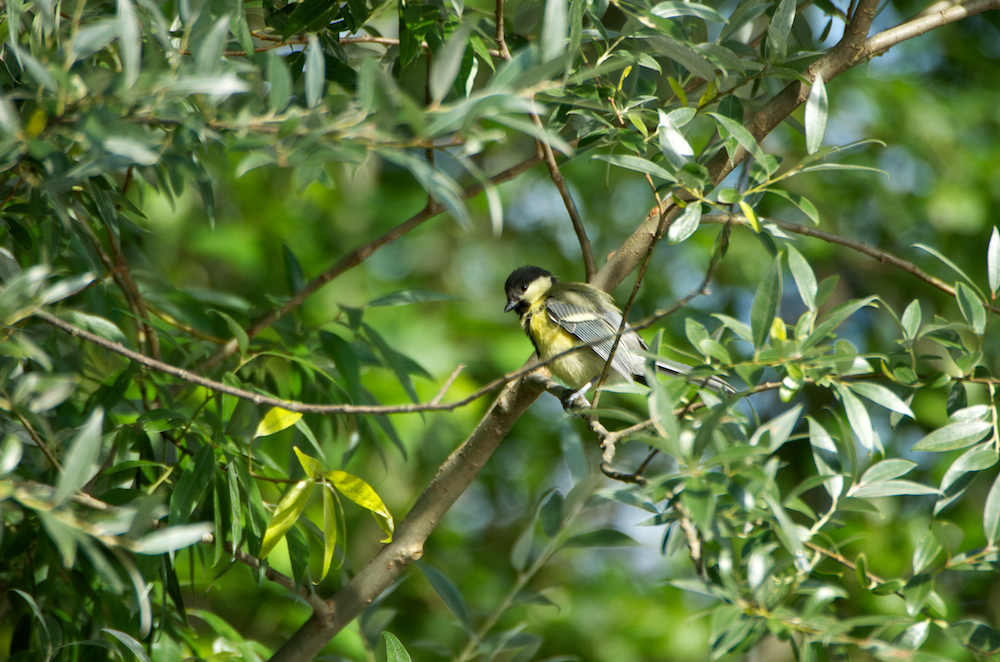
[12,409,62,472]
[705,214,1000,314]
[430,364,465,406]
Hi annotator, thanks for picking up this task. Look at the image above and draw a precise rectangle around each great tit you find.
[504,265,734,395]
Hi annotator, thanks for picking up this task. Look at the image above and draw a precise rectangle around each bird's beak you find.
[504,299,518,313]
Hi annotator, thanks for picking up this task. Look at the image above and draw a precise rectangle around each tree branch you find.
[268,379,545,662]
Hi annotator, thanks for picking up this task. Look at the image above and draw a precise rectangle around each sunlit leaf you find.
[804,75,828,154]
[327,470,394,542]
[53,408,104,505]
[254,407,303,439]
[259,478,314,559]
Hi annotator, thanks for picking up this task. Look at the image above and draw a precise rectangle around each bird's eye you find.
[520,284,528,292]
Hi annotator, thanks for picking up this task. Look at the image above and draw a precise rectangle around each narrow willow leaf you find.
[649,36,716,81]
[804,75,827,155]
[668,203,701,244]
[418,564,472,628]
[431,23,472,104]
[319,486,338,581]
[738,200,759,232]
[254,407,303,439]
[293,446,324,479]
[787,244,817,311]
[985,471,1000,545]
[802,296,877,350]
[914,243,981,295]
[847,382,914,419]
[591,153,676,183]
[858,459,916,486]
[212,310,249,356]
[748,404,802,453]
[327,470,394,542]
[956,282,986,335]
[267,50,292,113]
[305,33,325,108]
[54,408,104,505]
[989,227,1000,296]
[750,253,782,349]
[134,522,213,555]
[852,480,938,498]
[834,383,876,452]
[259,478,314,559]
[103,628,152,662]
[117,0,141,88]
[169,445,214,525]
[383,632,413,662]
[913,419,992,452]
[901,300,921,339]
[541,0,568,62]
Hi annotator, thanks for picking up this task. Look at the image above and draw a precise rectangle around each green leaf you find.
[64,311,130,347]
[852,480,938,498]
[668,202,702,245]
[948,621,1000,654]
[651,1,726,21]
[914,243,981,296]
[766,189,820,225]
[804,75,827,154]
[989,227,1000,296]
[750,252,782,349]
[367,290,461,307]
[903,574,932,617]
[212,310,249,356]
[133,522,214,555]
[169,445,215,525]
[319,485,338,581]
[418,563,472,628]
[956,282,986,335]
[858,459,916,486]
[363,322,422,404]
[541,0,568,62]
[383,632,413,662]
[267,51,293,114]
[53,408,104,505]
[802,296,878,351]
[709,112,762,161]
[564,529,639,547]
[293,446,324,479]
[117,0,141,88]
[254,407,303,439]
[846,382,914,419]
[305,34,325,108]
[901,300,922,339]
[431,23,472,104]
[748,404,801,453]
[649,36,715,81]
[103,628,152,662]
[985,471,1000,545]
[786,244,817,311]
[834,383,876,452]
[591,153,676,183]
[327,469,393,542]
[913,419,992,452]
[259,478,314,559]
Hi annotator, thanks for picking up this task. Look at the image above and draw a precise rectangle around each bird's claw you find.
[561,381,593,411]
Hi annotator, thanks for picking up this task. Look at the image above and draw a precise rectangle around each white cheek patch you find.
[522,277,553,304]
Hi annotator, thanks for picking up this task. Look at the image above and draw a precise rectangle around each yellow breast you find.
[524,300,605,390]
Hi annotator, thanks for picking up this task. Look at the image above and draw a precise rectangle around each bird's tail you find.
[649,357,737,394]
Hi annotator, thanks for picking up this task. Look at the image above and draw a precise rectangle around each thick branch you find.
[268,378,544,661]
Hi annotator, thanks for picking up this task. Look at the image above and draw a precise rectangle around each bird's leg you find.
[560,380,593,410]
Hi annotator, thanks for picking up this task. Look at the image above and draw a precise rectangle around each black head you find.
[504,266,555,314]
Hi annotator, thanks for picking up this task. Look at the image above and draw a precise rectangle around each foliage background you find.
[2,0,1000,659]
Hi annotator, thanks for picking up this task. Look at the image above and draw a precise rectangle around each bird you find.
[503,265,734,402]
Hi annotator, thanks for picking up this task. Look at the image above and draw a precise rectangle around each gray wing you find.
[548,296,736,393]
[545,297,645,382]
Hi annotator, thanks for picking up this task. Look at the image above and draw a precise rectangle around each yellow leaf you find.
[326,470,394,543]
[739,200,760,232]
[617,66,632,92]
[668,77,688,107]
[259,478,313,559]
[770,316,787,341]
[253,407,302,439]
[318,486,338,582]
[293,447,324,479]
